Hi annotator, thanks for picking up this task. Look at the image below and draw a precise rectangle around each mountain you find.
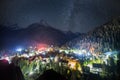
[68,17,120,55]
[0,22,80,50]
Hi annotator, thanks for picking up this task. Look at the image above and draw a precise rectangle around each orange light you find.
[67,59,82,73]
[68,61,76,69]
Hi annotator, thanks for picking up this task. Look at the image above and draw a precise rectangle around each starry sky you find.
[0,0,120,33]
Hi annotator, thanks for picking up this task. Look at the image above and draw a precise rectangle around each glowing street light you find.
[16,48,22,52]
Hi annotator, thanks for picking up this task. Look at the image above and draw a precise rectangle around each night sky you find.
[0,0,120,33]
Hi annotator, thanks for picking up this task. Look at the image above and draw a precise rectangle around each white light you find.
[50,57,53,60]
[29,53,34,57]
[22,54,29,58]
[87,64,92,69]
[29,71,34,76]
[5,57,9,61]
[34,66,39,71]
[42,52,46,55]
[16,48,22,52]
[42,61,45,64]
[4,57,11,64]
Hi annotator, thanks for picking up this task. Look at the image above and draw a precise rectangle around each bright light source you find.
[50,57,53,60]
[4,57,11,64]
[68,61,76,69]
[42,52,46,55]
[21,54,29,58]
[42,61,45,64]
[5,57,9,61]
[16,48,22,52]
[104,51,118,56]
[29,71,34,76]
[87,64,92,69]
[29,53,34,57]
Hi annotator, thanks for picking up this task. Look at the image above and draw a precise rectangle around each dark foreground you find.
[0,59,120,80]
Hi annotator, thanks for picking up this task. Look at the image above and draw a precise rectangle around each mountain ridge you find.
[0,22,80,50]
[67,17,120,55]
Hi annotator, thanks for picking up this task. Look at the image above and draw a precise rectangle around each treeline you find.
[68,17,120,54]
